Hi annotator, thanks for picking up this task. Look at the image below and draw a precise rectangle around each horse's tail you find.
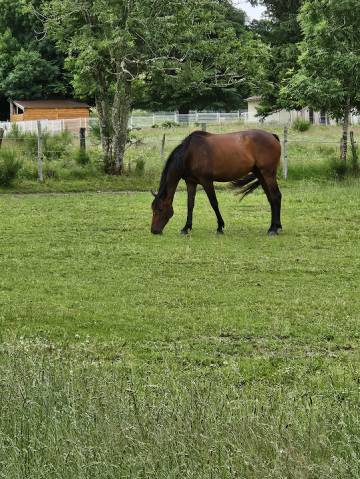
[232,172,261,201]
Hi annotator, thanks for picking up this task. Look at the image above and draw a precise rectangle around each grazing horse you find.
[151,129,282,236]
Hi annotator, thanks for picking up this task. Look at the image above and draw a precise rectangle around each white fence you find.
[2,110,360,136]
[0,112,247,136]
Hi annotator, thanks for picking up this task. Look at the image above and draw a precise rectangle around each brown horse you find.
[151,129,282,235]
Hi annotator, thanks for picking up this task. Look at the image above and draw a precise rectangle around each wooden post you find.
[283,125,288,180]
[37,121,43,182]
[350,131,358,167]
[0,128,4,149]
[201,123,207,132]
[80,127,86,150]
[161,134,166,162]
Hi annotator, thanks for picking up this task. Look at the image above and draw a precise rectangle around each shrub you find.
[329,157,349,180]
[74,148,90,165]
[292,118,311,132]
[161,120,180,129]
[0,150,22,186]
[89,121,101,143]
[134,158,145,176]
[43,132,73,161]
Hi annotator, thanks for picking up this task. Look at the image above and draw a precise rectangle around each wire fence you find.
[0,118,358,183]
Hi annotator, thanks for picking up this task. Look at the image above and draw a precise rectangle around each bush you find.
[134,158,145,176]
[161,120,180,129]
[292,118,311,132]
[0,150,22,186]
[74,148,90,165]
[89,121,101,143]
[43,132,72,161]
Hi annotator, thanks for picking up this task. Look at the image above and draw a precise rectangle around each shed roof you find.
[12,100,90,110]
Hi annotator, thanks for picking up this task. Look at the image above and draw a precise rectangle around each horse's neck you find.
[164,168,181,204]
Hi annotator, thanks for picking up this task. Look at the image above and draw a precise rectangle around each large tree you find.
[249,0,303,117]
[44,0,268,174]
[0,0,69,120]
[280,0,360,161]
[134,1,264,113]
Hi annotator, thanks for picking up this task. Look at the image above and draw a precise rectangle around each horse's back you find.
[187,129,281,182]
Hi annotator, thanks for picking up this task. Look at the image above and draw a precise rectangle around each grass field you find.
[1,123,359,193]
[1,179,360,477]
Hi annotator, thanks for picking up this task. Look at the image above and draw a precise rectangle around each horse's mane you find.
[156,131,209,200]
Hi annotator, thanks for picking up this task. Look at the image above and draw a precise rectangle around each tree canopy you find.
[43,0,268,172]
[249,0,303,116]
[280,0,360,160]
[0,0,69,119]
[134,0,267,113]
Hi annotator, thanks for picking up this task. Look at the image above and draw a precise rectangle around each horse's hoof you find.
[217,229,224,235]
[180,229,189,235]
[267,230,278,236]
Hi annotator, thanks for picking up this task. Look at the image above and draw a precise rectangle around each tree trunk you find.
[112,73,132,175]
[178,106,190,125]
[96,96,113,173]
[341,103,350,162]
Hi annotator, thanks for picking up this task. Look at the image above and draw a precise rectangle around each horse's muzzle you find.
[151,229,163,235]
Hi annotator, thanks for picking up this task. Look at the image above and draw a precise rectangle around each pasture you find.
[1,179,360,477]
[1,123,360,193]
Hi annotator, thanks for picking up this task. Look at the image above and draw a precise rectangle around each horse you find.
[151,129,282,236]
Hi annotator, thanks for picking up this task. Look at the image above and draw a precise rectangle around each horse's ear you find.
[151,190,157,197]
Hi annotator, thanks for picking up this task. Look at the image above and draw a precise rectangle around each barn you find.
[9,99,91,122]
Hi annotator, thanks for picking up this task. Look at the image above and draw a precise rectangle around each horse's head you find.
[151,191,174,234]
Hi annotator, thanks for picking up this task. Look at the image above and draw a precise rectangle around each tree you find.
[134,1,263,113]
[44,0,268,173]
[0,0,69,120]
[249,0,303,117]
[280,0,360,161]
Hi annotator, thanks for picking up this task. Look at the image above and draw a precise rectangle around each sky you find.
[233,0,266,20]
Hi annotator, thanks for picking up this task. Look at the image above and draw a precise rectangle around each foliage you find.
[0,0,70,119]
[0,148,22,185]
[280,0,360,161]
[43,131,73,161]
[160,121,180,129]
[134,0,268,113]
[74,148,90,166]
[249,0,303,117]
[43,0,268,173]
[292,117,310,132]
[134,158,145,176]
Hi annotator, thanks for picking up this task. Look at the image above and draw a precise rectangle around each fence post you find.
[161,134,166,162]
[80,127,86,150]
[0,128,4,149]
[283,125,288,180]
[350,131,358,166]
[201,123,207,132]
[37,121,43,182]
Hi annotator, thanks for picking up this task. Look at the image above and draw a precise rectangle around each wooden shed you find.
[9,99,91,122]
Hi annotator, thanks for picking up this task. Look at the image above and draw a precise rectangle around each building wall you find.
[247,100,338,125]
[11,108,90,122]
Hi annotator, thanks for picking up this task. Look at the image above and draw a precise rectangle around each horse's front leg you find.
[202,181,225,234]
[181,181,197,235]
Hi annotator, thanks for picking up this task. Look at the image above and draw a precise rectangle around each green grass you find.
[1,181,360,477]
[1,123,360,193]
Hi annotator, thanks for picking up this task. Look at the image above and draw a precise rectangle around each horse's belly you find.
[212,155,254,181]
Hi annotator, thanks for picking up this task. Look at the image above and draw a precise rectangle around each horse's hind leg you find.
[181,181,197,235]
[202,181,225,234]
[256,169,282,235]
